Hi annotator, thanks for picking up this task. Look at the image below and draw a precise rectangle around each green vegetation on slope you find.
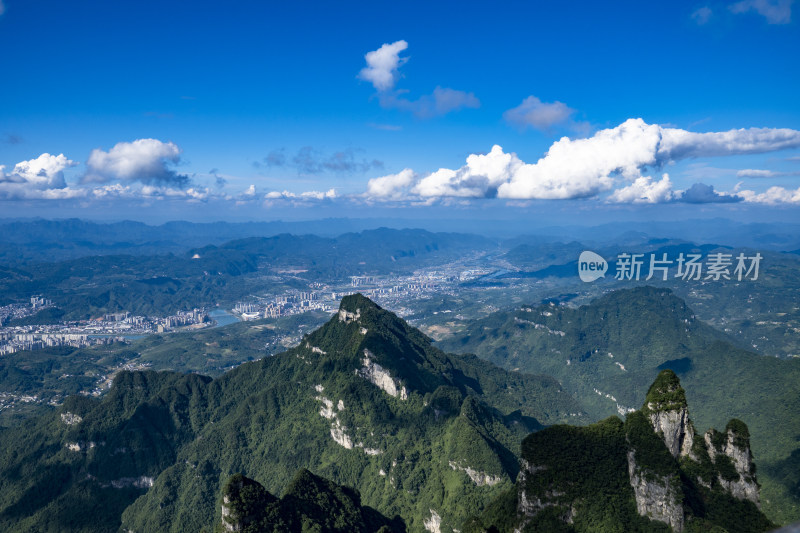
[214,470,404,533]
[466,371,775,533]
[0,294,582,532]
[642,369,687,414]
[439,286,800,524]
[0,311,329,428]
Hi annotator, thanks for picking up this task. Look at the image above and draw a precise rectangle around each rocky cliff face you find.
[642,368,696,461]
[627,450,684,532]
[449,461,504,487]
[719,431,760,505]
[356,349,409,400]
[704,423,761,507]
[643,370,761,510]
[647,408,695,460]
[629,370,695,531]
[219,494,238,533]
[639,371,761,520]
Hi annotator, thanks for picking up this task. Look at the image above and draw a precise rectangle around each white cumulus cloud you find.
[0,184,87,201]
[413,145,523,198]
[3,153,76,189]
[300,188,337,200]
[86,183,214,203]
[83,138,187,185]
[362,118,800,202]
[607,175,676,204]
[91,184,135,199]
[264,188,337,201]
[358,40,408,92]
[679,183,742,203]
[657,125,800,160]
[499,118,663,199]
[0,153,83,200]
[737,185,800,203]
[365,169,416,200]
[359,41,479,118]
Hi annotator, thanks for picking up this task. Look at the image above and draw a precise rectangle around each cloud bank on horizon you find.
[3,118,800,207]
[365,118,800,204]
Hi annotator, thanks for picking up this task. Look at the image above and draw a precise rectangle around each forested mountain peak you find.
[644,369,687,411]
[0,295,581,532]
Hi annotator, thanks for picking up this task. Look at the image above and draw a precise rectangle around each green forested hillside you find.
[0,250,264,320]
[438,286,800,525]
[0,294,582,532]
[0,311,329,428]
[215,470,405,533]
[464,370,775,533]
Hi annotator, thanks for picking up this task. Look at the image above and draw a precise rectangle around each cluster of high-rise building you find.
[234,290,333,321]
[350,276,375,287]
[163,309,207,328]
[0,305,209,355]
[30,296,53,309]
[0,296,55,326]
[234,272,461,322]
[0,333,120,355]
[1,266,481,356]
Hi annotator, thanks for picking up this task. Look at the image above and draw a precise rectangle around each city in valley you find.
[0,265,493,357]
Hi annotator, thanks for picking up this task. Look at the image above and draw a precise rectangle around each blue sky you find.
[0,0,799,223]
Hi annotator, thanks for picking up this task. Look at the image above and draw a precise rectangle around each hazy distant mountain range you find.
[0,228,492,318]
[2,217,800,265]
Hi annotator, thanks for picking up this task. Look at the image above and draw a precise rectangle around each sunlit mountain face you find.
[0,1,798,531]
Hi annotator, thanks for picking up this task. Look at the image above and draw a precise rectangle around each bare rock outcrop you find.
[627,450,684,531]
